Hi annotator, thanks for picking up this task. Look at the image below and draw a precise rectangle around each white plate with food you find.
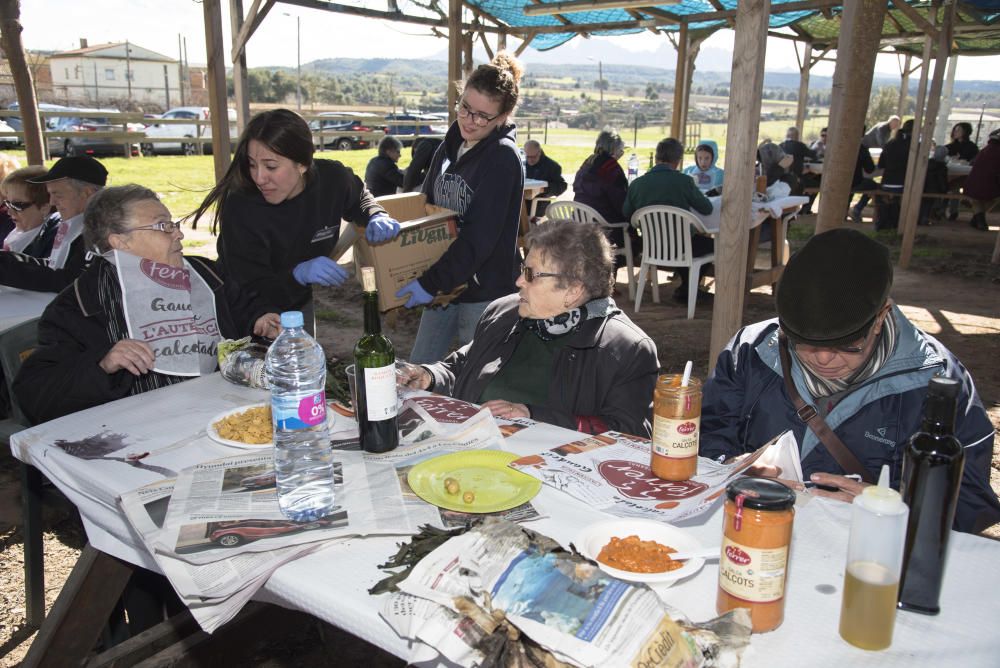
[207,402,336,449]
[573,518,709,584]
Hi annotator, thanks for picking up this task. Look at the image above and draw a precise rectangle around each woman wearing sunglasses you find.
[395,52,526,364]
[398,221,659,438]
[1,165,59,256]
[15,185,280,424]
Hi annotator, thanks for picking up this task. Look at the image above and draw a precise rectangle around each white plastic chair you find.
[630,205,715,319]
[543,200,636,300]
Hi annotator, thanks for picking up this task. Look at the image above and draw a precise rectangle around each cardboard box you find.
[352,192,463,311]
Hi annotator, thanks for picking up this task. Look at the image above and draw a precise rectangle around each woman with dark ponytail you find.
[396,53,526,363]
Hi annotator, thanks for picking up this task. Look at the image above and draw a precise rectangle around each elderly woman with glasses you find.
[14,185,280,424]
[699,229,1000,533]
[1,165,59,256]
[394,52,526,364]
[398,220,659,437]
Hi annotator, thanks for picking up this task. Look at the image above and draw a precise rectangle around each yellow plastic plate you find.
[407,450,542,514]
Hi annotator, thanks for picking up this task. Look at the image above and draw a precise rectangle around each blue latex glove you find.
[292,256,349,287]
[366,214,401,243]
[395,279,433,308]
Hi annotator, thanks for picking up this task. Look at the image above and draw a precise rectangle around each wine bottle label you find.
[272,390,327,430]
[363,364,398,420]
[719,537,788,603]
[652,416,700,458]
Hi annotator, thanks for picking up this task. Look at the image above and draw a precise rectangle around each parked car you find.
[141,106,237,156]
[384,112,448,146]
[3,102,72,146]
[308,112,385,150]
[0,119,19,147]
[46,109,139,157]
[206,513,345,547]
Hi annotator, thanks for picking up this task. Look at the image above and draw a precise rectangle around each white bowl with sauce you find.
[573,518,708,584]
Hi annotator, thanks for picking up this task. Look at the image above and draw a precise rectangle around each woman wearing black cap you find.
[699,228,1000,534]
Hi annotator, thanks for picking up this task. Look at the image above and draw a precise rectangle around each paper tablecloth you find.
[0,286,54,332]
[695,195,809,234]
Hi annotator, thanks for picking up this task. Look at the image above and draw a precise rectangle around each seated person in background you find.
[876,118,913,231]
[700,228,999,534]
[0,156,105,292]
[402,136,443,192]
[781,126,817,207]
[398,220,658,438]
[2,165,59,255]
[0,153,22,240]
[848,141,878,224]
[862,114,900,149]
[757,140,798,194]
[963,127,1000,231]
[14,185,280,425]
[365,135,405,197]
[523,139,567,217]
[624,137,714,306]
[573,128,628,225]
[682,140,724,194]
[920,146,950,226]
[944,122,979,221]
[809,127,828,161]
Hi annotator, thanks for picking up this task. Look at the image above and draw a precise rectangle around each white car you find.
[0,119,19,147]
[141,106,237,156]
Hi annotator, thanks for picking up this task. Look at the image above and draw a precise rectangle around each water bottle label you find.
[363,365,398,420]
[272,390,327,430]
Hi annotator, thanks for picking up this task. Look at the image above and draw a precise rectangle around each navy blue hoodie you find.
[418,121,523,304]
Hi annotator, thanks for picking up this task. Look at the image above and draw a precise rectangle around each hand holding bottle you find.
[396,362,432,390]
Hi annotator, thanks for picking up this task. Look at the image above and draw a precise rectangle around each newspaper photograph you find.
[509,431,780,524]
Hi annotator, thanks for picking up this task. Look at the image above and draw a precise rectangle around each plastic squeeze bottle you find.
[838,465,909,650]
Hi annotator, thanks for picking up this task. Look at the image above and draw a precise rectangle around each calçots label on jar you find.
[272,390,326,430]
[652,416,700,458]
[718,536,788,603]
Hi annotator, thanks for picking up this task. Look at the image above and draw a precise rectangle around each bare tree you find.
[0,0,44,163]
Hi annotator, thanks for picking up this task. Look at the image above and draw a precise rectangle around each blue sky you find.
[22,0,999,80]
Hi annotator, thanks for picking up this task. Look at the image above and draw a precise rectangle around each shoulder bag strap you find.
[777,332,875,484]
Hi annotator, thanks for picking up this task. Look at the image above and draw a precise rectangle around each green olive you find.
[444,477,460,495]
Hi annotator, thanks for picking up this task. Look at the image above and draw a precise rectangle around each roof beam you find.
[279,0,506,32]
[231,0,274,62]
[706,0,735,27]
[682,0,840,22]
[639,7,682,24]
[889,0,937,39]
[522,0,679,16]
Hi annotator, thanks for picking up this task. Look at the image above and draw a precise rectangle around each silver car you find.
[141,106,237,156]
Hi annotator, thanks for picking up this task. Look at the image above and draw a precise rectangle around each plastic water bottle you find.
[265,311,335,522]
[627,152,640,182]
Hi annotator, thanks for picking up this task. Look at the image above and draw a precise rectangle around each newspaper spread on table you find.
[508,431,797,524]
[380,518,752,667]
[118,392,545,632]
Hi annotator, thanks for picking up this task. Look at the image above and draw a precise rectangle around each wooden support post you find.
[900,1,955,268]
[708,0,769,368]
[795,42,812,131]
[0,0,45,164]
[230,0,251,133]
[448,0,462,124]
[498,30,507,52]
[897,52,912,117]
[463,33,474,78]
[681,36,703,149]
[203,0,233,181]
[21,463,44,628]
[934,53,959,145]
[670,23,688,140]
[814,0,888,235]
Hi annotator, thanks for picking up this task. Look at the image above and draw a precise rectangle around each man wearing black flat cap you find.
[700,228,999,534]
[0,156,106,292]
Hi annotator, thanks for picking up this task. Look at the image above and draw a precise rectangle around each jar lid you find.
[726,477,796,511]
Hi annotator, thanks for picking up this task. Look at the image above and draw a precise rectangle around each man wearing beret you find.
[0,156,106,292]
[701,228,999,533]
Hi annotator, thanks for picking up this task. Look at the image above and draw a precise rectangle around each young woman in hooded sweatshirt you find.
[396,53,525,363]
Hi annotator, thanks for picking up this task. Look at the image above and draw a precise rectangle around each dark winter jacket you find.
[364,154,404,197]
[13,255,269,425]
[216,159,385,312]
[573,153,628,225]
[418,121,523,304]
[852,146,876,188]
[403,137,443,192]
[0,232,87,292]
[779,139,817,178]
[424,294,659,437]
[946,138,979,163]
[18,213,61,259]
[525,151,568,198]
[700,311,1000,534]
[879,133,911,187]
[964,138,1000,202]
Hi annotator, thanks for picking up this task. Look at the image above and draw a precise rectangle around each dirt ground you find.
[1,213,998,665]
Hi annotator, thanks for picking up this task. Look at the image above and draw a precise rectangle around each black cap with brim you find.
[776,228,892,347]
[26,156,107,187]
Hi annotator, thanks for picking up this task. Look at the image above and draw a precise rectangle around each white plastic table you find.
[11,373,1000,666]
[0,286,53,332]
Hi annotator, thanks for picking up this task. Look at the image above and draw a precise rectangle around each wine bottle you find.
[354,267,399,453]
[897,377,965,615]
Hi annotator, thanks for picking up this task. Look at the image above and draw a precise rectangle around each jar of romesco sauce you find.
[650,374,702,481]
[717,477,796,633]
